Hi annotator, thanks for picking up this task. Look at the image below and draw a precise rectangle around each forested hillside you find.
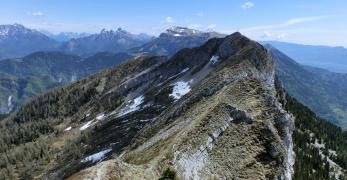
[0,51,132,114]
[277,83,347,179]
[0,55,163,179]
[269,46,347,129]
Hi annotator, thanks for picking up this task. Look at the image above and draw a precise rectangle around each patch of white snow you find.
[7,95,12,108]
[80,120,94,131]
[181,67,190,73]
[117,95,144,117]
[210,55,220,65]
[313,139,325,149]
[96,113,106,120]
[311,139,343,179]
[70,74,77,82]
[81,148,112,163]
[329,149,337,157]
[64,126,72,131]
[169,81,191,100]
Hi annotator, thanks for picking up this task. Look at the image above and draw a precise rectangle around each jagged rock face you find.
[54,33,295,179]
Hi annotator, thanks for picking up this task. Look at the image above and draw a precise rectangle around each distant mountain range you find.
[1,24,347,130]
[0,24,152,59]
[0,24,59,59]
[41,31,91,41]
[262,41,347,73]
[59,28,152,56]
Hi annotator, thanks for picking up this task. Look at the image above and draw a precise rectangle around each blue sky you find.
[1,0,347,47]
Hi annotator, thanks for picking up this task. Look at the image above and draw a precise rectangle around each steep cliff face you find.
[0,32,295,179]
[63,33,294,179]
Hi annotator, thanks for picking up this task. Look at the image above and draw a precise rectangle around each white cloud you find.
[27,11,44,17]
[166,16,174,23]
[260,31,272,38]
[207,24,216,29]
[196,12,204,17]
[242,2,254,9]
[243,16,326,31]
[284,16,323,26]
[277,33,287,39]
[260,31,287,40]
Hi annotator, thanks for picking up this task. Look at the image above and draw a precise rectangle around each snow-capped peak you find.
[0,24,40,38]
[166,26,203,37]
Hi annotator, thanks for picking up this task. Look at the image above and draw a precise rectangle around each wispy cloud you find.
[196,12,204,17]
[260,31,287,39]
[284,16,324,26]
[242,2,254,9]
[27,11,44,17]
[243,16,326,31]
[165,16,174,23]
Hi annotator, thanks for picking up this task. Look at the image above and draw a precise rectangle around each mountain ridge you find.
[1,32,295,179]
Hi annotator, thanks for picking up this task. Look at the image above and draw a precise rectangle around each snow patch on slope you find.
[7,96,12,108]
[210,55,220,65]
[181,67,190,73]
[96,113,106,120]
[80,120,94,131]
[64,126,72,131]
[79,113,106,131]
[311,139,343,179]
[81,148,112,163]
[117,95,144,117]
[169,81,191,100]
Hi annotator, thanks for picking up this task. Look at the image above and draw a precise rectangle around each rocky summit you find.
[67,32,295,179]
